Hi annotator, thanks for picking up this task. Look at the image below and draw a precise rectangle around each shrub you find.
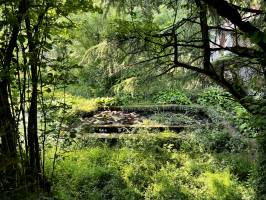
[197,87,235,110]
[199,169,250,200]
[145,163,192,200]
[45,147,142,200]
[197,87,257,137]
[217,153,255,181]
[154,90,192,105]
[45,131,255,200]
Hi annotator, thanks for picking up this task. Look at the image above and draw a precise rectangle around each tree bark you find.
[24,0,49,178]
[199,1,266,198]
[25,15,41,176]
[202,0,266,51]
[0,0,27,157]
[0,83,16,156]
[195,0,211,71]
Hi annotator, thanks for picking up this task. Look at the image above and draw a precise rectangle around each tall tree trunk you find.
[0,0,30,192]
[24,1,50,189]
[0,0,27,167]
[27,72,41,175]
[0,82,17,157]
[25,15,41,178]
[200,1,266,198]
[0,81,18,191]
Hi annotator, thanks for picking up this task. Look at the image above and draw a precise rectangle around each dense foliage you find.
[1,0,266,199]
[46,130,255,200]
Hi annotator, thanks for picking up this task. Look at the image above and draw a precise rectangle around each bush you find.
[46,131,255,200]
[197,87,234,110]
[45,147,142,200]
[144,163,192,200]
[197,87,257,137]
[154,90,192,105]
[189,128,249,153]
[199,169,248,200]
[216,153,255,182]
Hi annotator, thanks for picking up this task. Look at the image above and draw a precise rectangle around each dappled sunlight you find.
[1,0,265,199]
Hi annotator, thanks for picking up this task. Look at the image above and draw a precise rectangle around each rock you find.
[83,110,144,126]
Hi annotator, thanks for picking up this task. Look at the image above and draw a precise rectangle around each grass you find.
[53,91,99,112]
[42,90,256,200]
[45,130,255,200]
[48,91,117,113]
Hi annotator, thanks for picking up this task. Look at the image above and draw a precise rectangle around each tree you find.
[0,0,99,196]
[100,0,266,198]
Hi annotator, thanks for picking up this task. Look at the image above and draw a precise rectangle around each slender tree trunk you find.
[27,60,41,175]
[0,0,27,163]
[0,81,17,157]
[25,14,41,178]
[24,1,50,190]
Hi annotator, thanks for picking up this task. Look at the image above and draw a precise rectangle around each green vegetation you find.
[46,130,255,200]
[39,88,257,200]
[154,90,192,105]
[1,0,266,199]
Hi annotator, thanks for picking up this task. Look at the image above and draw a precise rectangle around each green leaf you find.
[46,88,52,93]
[18,35,26,43]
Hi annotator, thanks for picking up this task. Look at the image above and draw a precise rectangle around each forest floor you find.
[44,100,256,200]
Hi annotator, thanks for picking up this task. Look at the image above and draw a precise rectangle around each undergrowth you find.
[45,130,255,200]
